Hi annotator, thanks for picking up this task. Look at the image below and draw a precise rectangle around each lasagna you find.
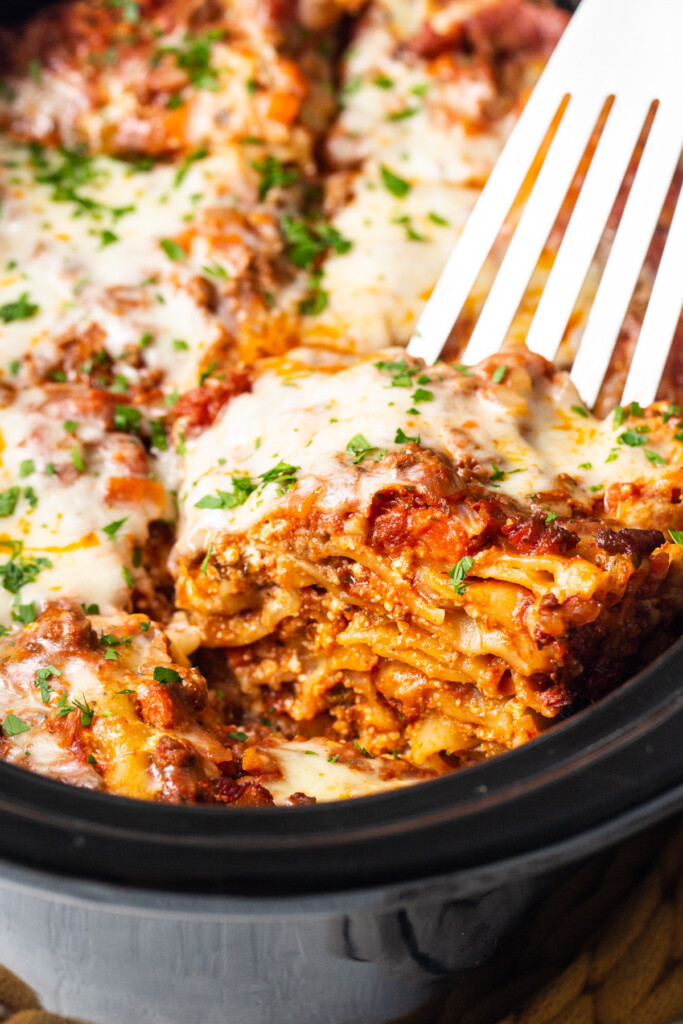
[0,0,681,805]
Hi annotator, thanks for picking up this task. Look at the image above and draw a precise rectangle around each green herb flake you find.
[395,427,420,445]
[0,487,20,517]
[150,418,167,450]
[346,433,379,464]
[160,238,187,262]
[571,404,589,418]
[200,542,213,575]
[19,459,34,479]
[0,292,39,323]
[380,165,411,198]
[228,730,248,742]
[251,155,299,199]
[103,517,128,539]
[12,602,36,625]
[644,450,667,466]
[618,430,646,448]
[2,713,30,737]
[153,666,181,685]
[70,446,85,472]
[668,530,683,545]
[449,556,474,596]
[114,404,142,433]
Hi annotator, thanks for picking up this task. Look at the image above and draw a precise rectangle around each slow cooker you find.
[1,0,682,1021]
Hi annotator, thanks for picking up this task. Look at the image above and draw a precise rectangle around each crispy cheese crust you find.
[0,0,680,804]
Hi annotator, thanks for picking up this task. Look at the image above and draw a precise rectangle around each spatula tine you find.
[406,83,565,364]
[570,102,683,409]
[525,95,652,363]
[462,92,607,365]
[621,173,683,408]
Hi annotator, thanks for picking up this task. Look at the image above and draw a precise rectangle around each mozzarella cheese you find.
[177,347,678,559]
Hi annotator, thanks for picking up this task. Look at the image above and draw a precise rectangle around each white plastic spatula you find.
[407,0,683,410]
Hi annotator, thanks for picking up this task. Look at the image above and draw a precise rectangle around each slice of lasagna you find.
[0,605,426,802]
[174,347,683,767]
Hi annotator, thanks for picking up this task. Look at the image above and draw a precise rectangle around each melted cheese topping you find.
[177,348,678,558]
[0,387,166,624]
[259,738,425,802]
[0,140,293,389]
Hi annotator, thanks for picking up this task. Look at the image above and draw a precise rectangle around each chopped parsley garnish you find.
[490,464,505,482]
[12,602,36,625]
[328,754,340,763]
[200,542,213,575]
[571,404,589,418]
[374,358,419,388]
[492,365,507,385]
[353,741,375,759]
[156,30,225,92]
[662,405,681,424]
[100,229,118,248]
[0,487,19,517]
[380,165,411,198]
[411,388,433,404]
[174,147,207,188]
[70,446,85,472]
[0,549,51,595]
[449,556,474,596]
[251,155,300,199]
[35,665,61,704]
[203,262,229,280]
[122,566,134,588]
[114,404,142,433]
[103,518,128,539]
[395,427,420,445]
[160,238,187,262]
[668,530,683,545]
[22,486,37,508]
[81,602,99,614]
[387,107,419,121]
[346,434,385,464]
[199,361,217,386]
[578,462,592,470]
[172,339,189,351]
[279,215,352,270]
[63,420,78,434]
[56,692,94,727]
[453,363,473,376]
[19,460,34,479]
[228,730,248,742]
[150,419,167,451]
[373,75,393,89]
[153,666,181,685]
[0,292,39,323]
[644,450,667,466]
[545,511,558,523]
[9,360,20,375]
[2,713,30,737]
[428,211,449,226]
[195,460,300,508]
[617,429,646,447]
[139,331,153,348]
[195,474,257,509]
[260,460,299,493]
